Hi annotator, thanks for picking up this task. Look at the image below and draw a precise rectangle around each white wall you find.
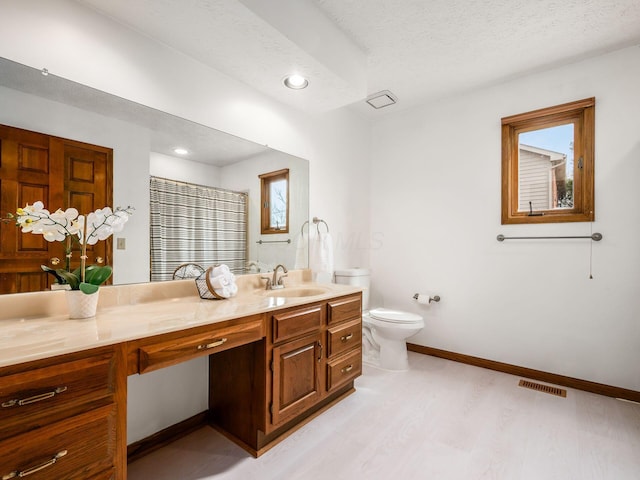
[150,152,222,186]
[0,0,371,444]
[370,45,640,391]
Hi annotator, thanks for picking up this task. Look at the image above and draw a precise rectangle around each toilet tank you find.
[334,268,370,311]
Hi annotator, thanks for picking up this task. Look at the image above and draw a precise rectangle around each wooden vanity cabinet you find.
[0,289,361,476]
[0,345,126,480]
[209,293,362,456]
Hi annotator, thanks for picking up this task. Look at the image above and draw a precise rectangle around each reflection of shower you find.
[149,177,248,281]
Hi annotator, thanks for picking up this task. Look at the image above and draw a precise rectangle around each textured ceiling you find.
[72,0,640,115]
[315,0,640,112]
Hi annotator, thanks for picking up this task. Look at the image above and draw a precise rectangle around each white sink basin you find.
[257,286,329,298]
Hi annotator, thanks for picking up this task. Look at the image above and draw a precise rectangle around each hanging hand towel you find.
[294,231,308,269]
[309,230,334,284]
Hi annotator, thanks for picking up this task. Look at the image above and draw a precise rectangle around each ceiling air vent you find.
[366,90,397,109]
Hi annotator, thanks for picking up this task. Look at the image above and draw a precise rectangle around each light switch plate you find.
[117,237,126,250]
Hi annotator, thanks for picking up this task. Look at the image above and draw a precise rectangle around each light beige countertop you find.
[0,270,362,368]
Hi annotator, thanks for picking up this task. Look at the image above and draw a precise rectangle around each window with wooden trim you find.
[260,168,289,234]
[501,98,595,224]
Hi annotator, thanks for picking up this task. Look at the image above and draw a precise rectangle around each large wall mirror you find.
[0,57,309,293]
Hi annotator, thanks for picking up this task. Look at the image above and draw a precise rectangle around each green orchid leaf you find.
[56,269,80,289]
[79,282,100,294]
[40,265,66,284]
[84,265,113,286]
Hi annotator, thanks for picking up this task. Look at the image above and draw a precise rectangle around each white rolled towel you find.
[228,283,238,297]
[214,286,231,298]
[212,264,230,277]
[209,274,229,289]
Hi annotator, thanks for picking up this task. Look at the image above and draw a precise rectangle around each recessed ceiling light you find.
[173,148,189,155]
[283,74,308,89]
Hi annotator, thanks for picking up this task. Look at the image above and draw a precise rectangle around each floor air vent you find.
[518,379,567,397]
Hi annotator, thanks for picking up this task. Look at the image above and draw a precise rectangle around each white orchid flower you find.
[10,201,133,290]
[78,206,132,245]
[16,201,49,233]
[16,205,80,241]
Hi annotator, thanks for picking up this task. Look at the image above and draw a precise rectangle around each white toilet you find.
[334,268,424,371]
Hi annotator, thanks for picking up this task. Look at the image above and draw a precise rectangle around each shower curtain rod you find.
[496,233,603,242]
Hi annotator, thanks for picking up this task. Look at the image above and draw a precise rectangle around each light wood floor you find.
[128,352,640,479]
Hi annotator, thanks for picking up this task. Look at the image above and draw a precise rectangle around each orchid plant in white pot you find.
[8,201,133,317]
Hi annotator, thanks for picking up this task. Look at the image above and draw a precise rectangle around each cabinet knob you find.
[50,257,60,266]
[95,256,104,264]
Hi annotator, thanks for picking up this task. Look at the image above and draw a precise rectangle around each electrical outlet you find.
[117,237,126,250]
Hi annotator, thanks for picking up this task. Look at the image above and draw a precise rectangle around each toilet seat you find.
[368,308,423,324]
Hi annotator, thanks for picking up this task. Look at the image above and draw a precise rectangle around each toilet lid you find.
[369,308,423,324]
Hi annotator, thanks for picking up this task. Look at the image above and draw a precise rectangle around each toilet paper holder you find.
[413,293,441,303]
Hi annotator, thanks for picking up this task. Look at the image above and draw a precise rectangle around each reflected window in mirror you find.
[501,98,595,224]
[260,169,289,234]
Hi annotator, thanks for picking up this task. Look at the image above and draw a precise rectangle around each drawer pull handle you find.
[340,333,353,342]
[341,364,354,374]
[197,338,228,350]
[317,341,323,362]
[3,450,68,479]
[1,386,68,408]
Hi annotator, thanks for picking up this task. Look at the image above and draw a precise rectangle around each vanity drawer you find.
[326,348,362,393]
[138,316,264,373]
[327,295,362,325]
[0,348,117,441]
[327,318,362,358]
[0,403,117,480]
[271,304,322,344]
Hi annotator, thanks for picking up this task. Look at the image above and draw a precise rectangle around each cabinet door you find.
[271,332,323,427]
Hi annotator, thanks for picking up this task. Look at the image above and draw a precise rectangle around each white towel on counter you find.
[208,275,229,289]
[309,230,334,284]
[208,264,238,298]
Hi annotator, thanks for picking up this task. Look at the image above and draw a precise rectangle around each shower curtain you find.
[150,176,248,281]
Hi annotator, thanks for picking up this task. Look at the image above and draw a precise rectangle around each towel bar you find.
[256,239,291,244]
[497,233,602,242]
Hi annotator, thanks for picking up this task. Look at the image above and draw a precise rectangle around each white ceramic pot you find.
[65,289,100,319]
